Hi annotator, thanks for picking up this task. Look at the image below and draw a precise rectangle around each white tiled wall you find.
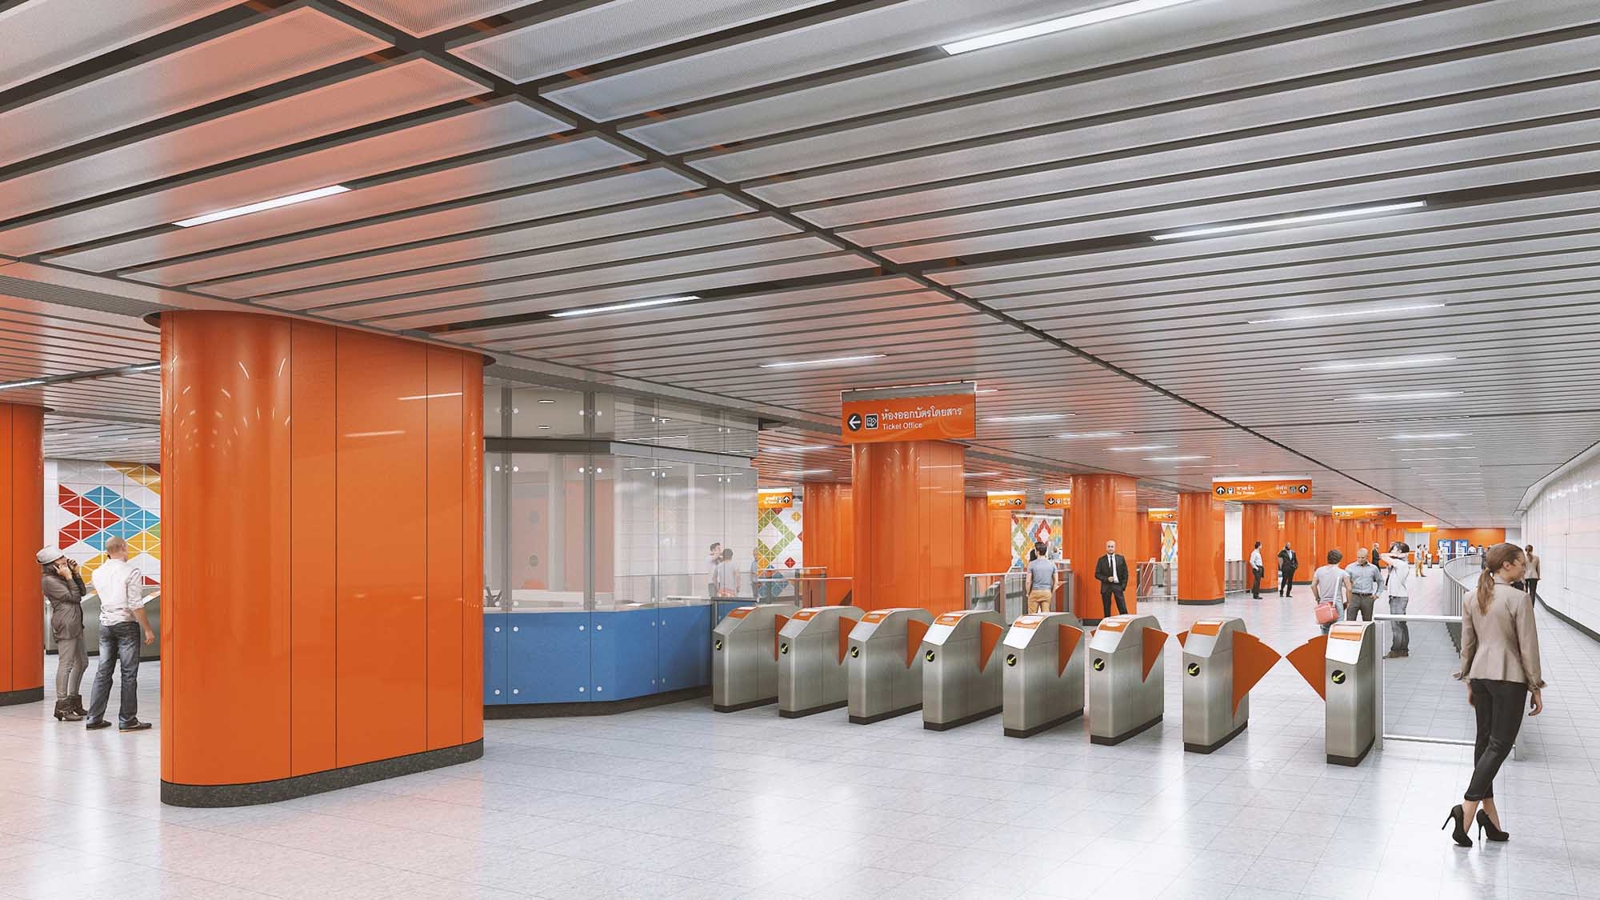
[1521,451,1600,633]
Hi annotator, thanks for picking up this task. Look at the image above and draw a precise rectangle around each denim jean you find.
[1388,596,1409,653]
[87,621,141,727]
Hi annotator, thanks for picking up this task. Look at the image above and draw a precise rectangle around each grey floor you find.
[2,569,1597,899]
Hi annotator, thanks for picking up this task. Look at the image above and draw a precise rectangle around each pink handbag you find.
[1315,601,1339,626]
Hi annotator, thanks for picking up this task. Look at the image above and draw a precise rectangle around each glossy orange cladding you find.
[1241,504,1279,589]
[1284,510,1314,584]
[162,312,483,790]
[1176,492,1224,604]
[1137,518,1162,564]
[1067,474,1139,619]
[851,441,964,613]
[1,403,44,697]
[963,496,1010,574]
[803,481,854,583]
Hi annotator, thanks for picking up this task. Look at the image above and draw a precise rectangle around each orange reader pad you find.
[979,621,1004,672]
[1286,634,1328,700]
[1176,630,1188,648]
[1058,624,1083,676]
[837,618,858,664]
[1230,632,1281,714]
[904,618,930,667]
[1141,628,1168,682]
[773,614,789,661]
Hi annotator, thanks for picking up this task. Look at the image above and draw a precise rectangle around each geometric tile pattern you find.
[43,459,161,585]
[1012,513,1062,569]
[758,504,803,570]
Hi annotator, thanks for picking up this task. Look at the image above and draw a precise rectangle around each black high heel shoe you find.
[1476,809,1509,842]
[1442,805,1473,847]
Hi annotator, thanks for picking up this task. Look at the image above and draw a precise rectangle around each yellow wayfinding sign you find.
[987,491,1025,510]
[757,489,794,510]
[1147,508,1176,522]
[1331,506,1392,520]
[840,382,976,444]
[1211,477,1313,501]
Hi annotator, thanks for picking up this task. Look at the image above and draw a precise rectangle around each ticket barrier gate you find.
[847,608,934,724]
[920,609,1005,731]
[1000,611,1085,738]
[1286,622,1378,766]
[1178,617,1281,754]
[712,603,798,712]
[1086,614,1168,745]
[777,605,865,718]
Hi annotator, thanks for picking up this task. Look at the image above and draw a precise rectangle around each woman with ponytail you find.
[1444,542,1544,847]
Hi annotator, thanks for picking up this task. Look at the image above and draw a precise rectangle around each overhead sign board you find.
[757,488,794,510]
[987,491,1026,510]
[1331,506,1392,520]
[1044,489,1071,509]
[840,381,976,445]
[1147,508,1177,522]
[1211,477,1313,501]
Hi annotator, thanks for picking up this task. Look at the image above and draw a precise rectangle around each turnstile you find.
[1000,611,1084,738]
[1180,617,1280,754]
[777,605,865,718]
[1325,621,1378,766]
[1086,614,1168,745]
[712,603,798,712]
[921,609,1005,731]
[846,607,933,724]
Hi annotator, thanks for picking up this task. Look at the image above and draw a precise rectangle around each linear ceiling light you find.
[1383,432,1470,440]
[760,354,886,369]
[766,445,834,454]
[780,469,834,476]
[1109,444,1171,452]
[1178,463,1239,468]
[1301,355,1454,372]
[1388,446,1476,452]
[550,295,698,318]
[963,471,1001,478]
[1249,302,1445,325]
[983,414,1072,423]
[1144,455,1209,461]
[1153,200,1426,242]
[1058,431,1124,439]
[940,0,1204,54]
[174,185,350,227]
[0,379,45,391]
[1345,391,1462,401]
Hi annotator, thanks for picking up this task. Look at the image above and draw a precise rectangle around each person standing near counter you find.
[1024,548,1056,614]
[39,548,88,722]
[85,537,154,732]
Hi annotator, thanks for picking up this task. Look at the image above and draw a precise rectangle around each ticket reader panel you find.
[1179,617,1278,754]
[712,603,798,712]
[1001,611,1084,738]
[778,605,865,718]
[847,608,934,724]
[921,610,1005,731]
[1325,622,1377,766]
[1086,614,1167,745]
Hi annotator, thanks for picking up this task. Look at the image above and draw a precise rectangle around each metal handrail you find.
[1137,561,1174,601]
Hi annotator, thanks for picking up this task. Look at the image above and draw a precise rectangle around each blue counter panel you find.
[589,608,659,701]
[483,618,510,705]
[658,604,712,691]
[507,612,591,704]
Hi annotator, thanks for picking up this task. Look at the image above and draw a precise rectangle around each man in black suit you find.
[1277,543,1299,597]
[1094,540,1130,619]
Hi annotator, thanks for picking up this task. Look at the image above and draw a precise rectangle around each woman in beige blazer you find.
[1444,543,1544,847]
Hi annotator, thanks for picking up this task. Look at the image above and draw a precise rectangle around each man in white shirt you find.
[85,537,155,732]
[1381,543,1413,658]
[1093,540,1130,619]
[1249,541,1265,599]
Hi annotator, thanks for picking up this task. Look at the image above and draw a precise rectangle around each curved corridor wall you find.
[160,312,483,806]
[0,403,44,706]
[1521,450,1600,638]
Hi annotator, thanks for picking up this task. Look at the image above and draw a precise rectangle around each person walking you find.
[1277,543,1299,597]
[1025,548,1056,614]
[1444,543,1544,847]
[1249,541,1264,599]
[712,547,741,598]
[1310,550,1351,636]
[39,548,88,722]
[1381,543,1413,659]
[1093,540,1129,619]
[85,537,155,732]
[1523,545,1541,603]
[1345,548,1381,622]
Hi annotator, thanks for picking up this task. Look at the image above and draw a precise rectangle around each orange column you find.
[963,496,1011,575]
[160,311,483,806]
[1284,510,1314,585]
[1241,504,1279,590]
[1137,517,1162,564]
[1068,474,1139,621]
[803,481,855,604]
[1176,492,1224,605]
[0,403,44,706]
[851,441,964,613]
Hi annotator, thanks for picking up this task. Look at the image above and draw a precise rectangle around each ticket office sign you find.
[1211,478,1313,501]
[757,489,795,510]
[840,382,977,444]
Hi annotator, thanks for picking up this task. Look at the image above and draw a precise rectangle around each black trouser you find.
[1100,585,1127,618]
[1250,566,1263,598]
[1279,569,1295,597]
[1525,578,1539,602]
[1465,679,1528,801]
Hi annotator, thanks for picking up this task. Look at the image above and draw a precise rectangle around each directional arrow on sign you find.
[846,413,863,432]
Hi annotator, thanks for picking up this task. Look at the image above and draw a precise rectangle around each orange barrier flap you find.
[838,618,858,664]
[1141,628,1168,682]
[1176,630,1188,648]
[978,621,1004,672]
[1058,624,1083,676]
[1231,632,1282,715]
[773,614,789,661]
[905,618,930,667]
[1286,635,1328,701]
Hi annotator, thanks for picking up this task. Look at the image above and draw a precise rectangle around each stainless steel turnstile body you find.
[847,607,934,724]
[1325,621,1377,766]
[1182,617,1249,753]
[1001,611,1084,738]
[712,603,798,712]
[777,605,865,718]
[1086,614,1166,745]
[921,609,1004,730]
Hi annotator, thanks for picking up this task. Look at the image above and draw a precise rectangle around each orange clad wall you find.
[1137,518,1162,564]
[161,312,483,793]
[1241,504,1279,589]
[0,403,43,703]
[852,441,964,613]
[803,481,854,605]
[963,496,1011,575]
[1176,492,1224,604]
[1068,474,1139,620]
[1283,511,1314,584]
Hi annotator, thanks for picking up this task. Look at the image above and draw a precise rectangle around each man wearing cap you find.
[85,536,155,732]
[38,547,88,721]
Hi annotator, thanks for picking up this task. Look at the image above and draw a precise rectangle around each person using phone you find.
[39,548,88,722]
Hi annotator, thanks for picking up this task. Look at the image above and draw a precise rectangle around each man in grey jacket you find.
[39,547,88,721]
[1345,548,1382,622]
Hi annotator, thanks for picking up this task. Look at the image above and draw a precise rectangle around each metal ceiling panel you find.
[454,0,833,84]
[54,137,641,275]
[0,6,391,171]
[0,0,239,95]
[338,0,533,36]
[0,59,486,223]
[541,0,1081,121]
[0,100,569,257]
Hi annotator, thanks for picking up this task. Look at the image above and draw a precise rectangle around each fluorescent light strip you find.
[1153,200,1426,241]
[983,414,1072,423]
[940,0,1203,54]
[780,469,833,476]
[1058,431,1124,439]
[1344,391,1462,401]
[1178,464,1239,469]
[550,295,698,318]
[1144,455,1209,462]
[175,185,350,227]
[1401,456,1479,461]
[1302,356,1455,372]
[1383,433,1470,440]
[760,354,886,369]
[1388,446,1476,452]
[1109,444,1171,452]
[765,445,834,454]
[963,471,1001,478]
[0,379,45,391]
[1248,302,1445,325]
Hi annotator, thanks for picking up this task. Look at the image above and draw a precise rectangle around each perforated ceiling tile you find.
[0,0,239,95]
[453,0,831,84]
[0,6,391,171]
[338,0,533,36]
[0,59,485,224]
